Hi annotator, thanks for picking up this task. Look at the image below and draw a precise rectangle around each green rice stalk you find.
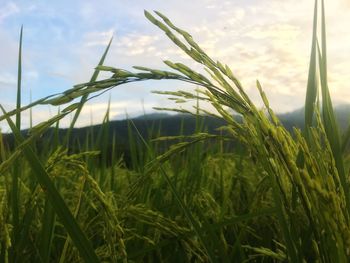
[317,0,349,211]
[11,26,23,262]
[0,106,100,263]
[79,4,350,260]
[304,0,318,136]
[64,37,113,146]
[0,190,11,263]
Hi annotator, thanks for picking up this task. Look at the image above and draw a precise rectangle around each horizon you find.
[3,103,350,134]
[1,1,350,132]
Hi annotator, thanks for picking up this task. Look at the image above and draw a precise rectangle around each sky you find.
[1,0,350,131]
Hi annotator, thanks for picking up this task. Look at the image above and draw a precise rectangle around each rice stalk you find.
[72,3,350,260]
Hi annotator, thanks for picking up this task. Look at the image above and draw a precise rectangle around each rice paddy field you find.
[1,0,350,262]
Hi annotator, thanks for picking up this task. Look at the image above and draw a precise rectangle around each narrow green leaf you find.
[341,123,350,153]
[64,36,113,145]
[129,120,217,262]
[317,0,349,210]
[304,0,318,136]
[16,25,23,129]
[39,200,56,263]
[11,26,23,260]
[1,106,100,263]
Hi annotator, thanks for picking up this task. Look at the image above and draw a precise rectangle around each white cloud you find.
[24,70,39,81]
[0,2,19,22]
[115,34,160,56]
[0,72,16,88]
[245,24,300,41]
[84,29,114,47]
[2,0,350,129]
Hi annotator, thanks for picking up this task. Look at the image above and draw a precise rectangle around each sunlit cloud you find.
[84,29,114,47]
[1,0,350,130]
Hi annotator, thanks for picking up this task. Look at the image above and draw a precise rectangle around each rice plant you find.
[1,0,350,262]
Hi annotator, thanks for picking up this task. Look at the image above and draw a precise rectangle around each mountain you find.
[2,105,350,158]
[277,104,350,131]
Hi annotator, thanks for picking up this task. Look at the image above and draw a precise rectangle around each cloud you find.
[115,34,160,56]
[245,24,300,42]
[1,0,350,130]
[0,30,19,69]
[21,99,158,129]
[0,2,19,22]
[0,72,16,87]
[84,29,114,47]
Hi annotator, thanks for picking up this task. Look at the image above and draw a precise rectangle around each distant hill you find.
[277,104,350,131]
[2,105,350,158]
[1,113,228,164]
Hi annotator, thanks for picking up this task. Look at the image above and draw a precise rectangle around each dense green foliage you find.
[1,0,350,262]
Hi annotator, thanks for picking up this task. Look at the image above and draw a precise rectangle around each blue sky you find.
[1,0,350,131]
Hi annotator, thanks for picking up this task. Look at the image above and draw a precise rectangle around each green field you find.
[1,1,350,262]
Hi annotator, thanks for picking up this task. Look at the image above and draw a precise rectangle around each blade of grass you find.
[29,89,32,129]
[11,26,23,262]
[0,106,100,263]
[341,123,350,153]
[96,97,111,187]
[64,37,113,146]
[14,185,40,261]
[39,200,56,263]
[304,0,318,138]
[129,120,217,263]
[318,0,349,211]
[16,26,23,129]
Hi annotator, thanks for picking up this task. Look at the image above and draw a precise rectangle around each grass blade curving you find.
[0,106,100,263]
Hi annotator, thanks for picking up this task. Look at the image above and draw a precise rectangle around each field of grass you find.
[1,0,350,262]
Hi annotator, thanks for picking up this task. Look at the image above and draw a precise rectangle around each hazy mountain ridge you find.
[277,105,350,131]
[2,105,350,152]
